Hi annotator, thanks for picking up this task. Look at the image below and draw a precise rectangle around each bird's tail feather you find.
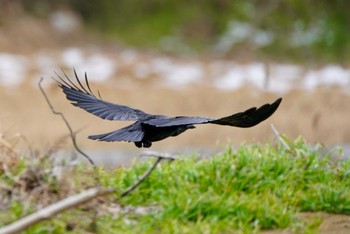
[210,98,282,128]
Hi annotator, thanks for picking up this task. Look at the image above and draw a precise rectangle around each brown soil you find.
[262,212,350,234]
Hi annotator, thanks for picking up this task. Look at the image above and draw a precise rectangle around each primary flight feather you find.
[55,70,282,148]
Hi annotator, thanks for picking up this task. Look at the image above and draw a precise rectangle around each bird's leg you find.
[134,142,142,148]
[143,142,152,148]
[134,141,152,148]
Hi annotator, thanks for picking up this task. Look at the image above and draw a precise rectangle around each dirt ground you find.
[262,212,350,234]
[1,15,350,233]
[1,82,349,152]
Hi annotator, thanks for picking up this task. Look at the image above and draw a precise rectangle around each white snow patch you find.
[119,49,138,65]
[266,64,303,93]
[61,47,84,67]
[0,53,28,86]
[244,63,266,88]
[214,68,245,90]
[160,62,203,86]
[303,65,350,90]
[61,48,116,81]
[0,49,349,94]
[36,53,56,74]
[50,10,81,33]
[213,63,265,90]
[81,54,116,82]
[134,63,151,79]
[151,57,204,86]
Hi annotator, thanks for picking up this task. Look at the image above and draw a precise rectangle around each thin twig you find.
[270,124,290,150]
[121,157,163,197]
[120,151,176,197]
[38,77,95,166]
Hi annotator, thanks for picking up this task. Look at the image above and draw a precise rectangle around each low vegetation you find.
[1,136,349,233]
[8,0,350,63]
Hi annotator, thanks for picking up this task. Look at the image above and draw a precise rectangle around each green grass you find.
[1,137,350,233]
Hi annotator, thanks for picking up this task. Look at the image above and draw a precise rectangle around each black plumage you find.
[54,70,282,148]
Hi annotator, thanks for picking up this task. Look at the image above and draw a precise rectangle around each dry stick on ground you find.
[0,152,172,234]
[0,187,113,234]
[38,77,95,166]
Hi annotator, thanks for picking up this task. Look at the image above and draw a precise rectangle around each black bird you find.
[54,70,282,148]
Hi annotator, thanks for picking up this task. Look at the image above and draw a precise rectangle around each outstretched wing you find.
[144,98,282,128]
[88,122,144,142]
[54,69,149,121]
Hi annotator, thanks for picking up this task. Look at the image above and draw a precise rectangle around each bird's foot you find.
[134,141,152,148]
[143,141,152,148]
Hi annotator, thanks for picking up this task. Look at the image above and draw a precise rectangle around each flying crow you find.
[54,70,282,148]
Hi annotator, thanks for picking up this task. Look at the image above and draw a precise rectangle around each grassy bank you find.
[1,137,349,233]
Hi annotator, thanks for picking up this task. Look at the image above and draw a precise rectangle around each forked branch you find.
[38,77,95,165]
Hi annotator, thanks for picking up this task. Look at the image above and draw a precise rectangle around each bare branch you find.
[0,187,114,234]
[38,77,95,166]
[121,151,175,197]
[121,156,162,197]
[270,124,290,150]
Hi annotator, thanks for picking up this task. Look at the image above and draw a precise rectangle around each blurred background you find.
[0,0,349,157]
